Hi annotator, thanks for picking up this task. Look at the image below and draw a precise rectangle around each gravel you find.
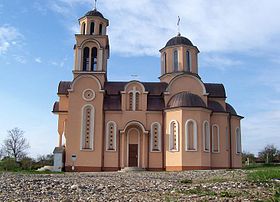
[0,170,275,201]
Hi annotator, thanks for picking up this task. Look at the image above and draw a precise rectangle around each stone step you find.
[119,167,146,172]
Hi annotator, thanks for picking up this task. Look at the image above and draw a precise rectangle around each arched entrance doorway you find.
[120,121,149,168]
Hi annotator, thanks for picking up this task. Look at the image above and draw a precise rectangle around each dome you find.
[165,34,193,48]
[226,103,237,115]
[208,101,225,112]
[84,9,105,18]
[167,92,206,108]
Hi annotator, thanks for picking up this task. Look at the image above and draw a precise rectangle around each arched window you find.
[186,50,191,72]
[169,120,179,151]
[203,121,210,152]
[212,125,220,153]
[83,47,90,71]
[99,24,103,35]
[90,22,95,35]
[236,128,241,154]
[128,92,133,111]
[150,123,161,152]
[185,120,197,151]
[106,121,117,151]
[81,105,94,150]
[161,52,167,74]
[173,50,178,72]
[82,22,86,34]
[91,47,97,71]
[135,92,140,111]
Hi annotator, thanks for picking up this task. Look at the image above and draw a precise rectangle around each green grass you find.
[220,191,241,198]
[243,163,280,170]
[247,167,280,182]
[181,186,217,196]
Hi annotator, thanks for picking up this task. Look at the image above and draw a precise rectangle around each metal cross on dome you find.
[177,16,181,35]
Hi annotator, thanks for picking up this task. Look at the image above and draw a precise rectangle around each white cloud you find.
[0,25,23,55]
[14,55,27,64]
[35,57,42,63]
[51,57,68,68]
[49,0,280,57]
[201,54,242,70]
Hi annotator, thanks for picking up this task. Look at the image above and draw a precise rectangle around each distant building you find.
[53,8,243,172]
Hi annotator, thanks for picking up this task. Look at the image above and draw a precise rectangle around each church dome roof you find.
[208,101,225,112]
[167,92,206,108]
[84,9,105,18]
[165,34,193,48]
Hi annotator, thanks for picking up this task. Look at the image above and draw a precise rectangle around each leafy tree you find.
[1,127,30,161]
[258,144,280,164]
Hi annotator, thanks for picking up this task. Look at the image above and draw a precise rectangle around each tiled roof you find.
[52,102,59,113]
[226,103,237,115]
[204,83,226,98]
[58,81,71,95]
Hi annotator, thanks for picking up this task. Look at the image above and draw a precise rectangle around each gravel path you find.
[0,170,275,201]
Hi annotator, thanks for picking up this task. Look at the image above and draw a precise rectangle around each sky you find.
[0,0,280,157]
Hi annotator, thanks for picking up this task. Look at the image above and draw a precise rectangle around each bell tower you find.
[73,7,110,82]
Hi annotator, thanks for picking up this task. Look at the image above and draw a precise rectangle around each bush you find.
[0,157,20,171]
[19,157,35,170]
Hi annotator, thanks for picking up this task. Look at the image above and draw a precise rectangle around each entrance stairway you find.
[119,167,146,172]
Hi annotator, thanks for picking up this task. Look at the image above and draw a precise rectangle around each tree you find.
[1,128,30,161]
[258,144,280,164]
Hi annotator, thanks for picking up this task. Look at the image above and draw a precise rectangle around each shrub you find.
[0,157,20,171]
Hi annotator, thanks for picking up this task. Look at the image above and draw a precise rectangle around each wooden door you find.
[129,144,138,167]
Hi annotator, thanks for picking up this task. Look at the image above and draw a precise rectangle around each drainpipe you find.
[228,114,233,169]
[101,104,105,171]
[162,110,165,171]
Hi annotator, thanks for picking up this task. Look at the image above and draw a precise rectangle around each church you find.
[52,7,243,172]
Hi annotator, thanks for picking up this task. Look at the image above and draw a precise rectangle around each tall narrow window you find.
[91,47,97,71]
[173,50,178,71]
[151,123,161,152]
[212,125,220,153]
[161,52,167,74]
[186,50,191,72]
[203,121,210,152]
[169,121,179,151]
[90,22,95,35]
[185,120,197,151]
[82,22,86,34]
[81,105,94,150]
[129,92,133,111]
[99,24,103,35]
[83,47,90,71]
[135,92,140,111]
[106,121,117,151]
[236,128,241,154]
